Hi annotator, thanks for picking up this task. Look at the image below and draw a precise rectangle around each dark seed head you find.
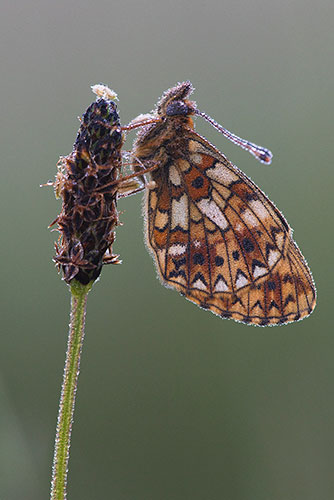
[51,85,123,284]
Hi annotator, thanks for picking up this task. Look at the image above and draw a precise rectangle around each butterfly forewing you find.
[132,82,316,326]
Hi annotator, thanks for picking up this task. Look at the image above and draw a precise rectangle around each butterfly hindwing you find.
[144,131,315,325]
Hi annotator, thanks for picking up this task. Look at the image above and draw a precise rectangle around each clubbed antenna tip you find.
[195,109,273,165]
[91,83,118,101]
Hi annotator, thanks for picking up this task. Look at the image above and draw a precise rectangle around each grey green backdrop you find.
[1,1,333,499]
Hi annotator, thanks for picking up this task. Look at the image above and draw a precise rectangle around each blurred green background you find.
[1,1,333,499]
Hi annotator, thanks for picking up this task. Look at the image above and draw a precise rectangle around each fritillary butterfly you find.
[125,81,316,326]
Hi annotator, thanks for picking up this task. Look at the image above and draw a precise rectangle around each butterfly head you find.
[157,81,197,120]
[128,82,197,144]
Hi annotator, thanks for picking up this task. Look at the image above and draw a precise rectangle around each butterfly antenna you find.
[195,109,272,165]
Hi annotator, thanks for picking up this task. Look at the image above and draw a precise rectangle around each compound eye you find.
[165,100,189,116]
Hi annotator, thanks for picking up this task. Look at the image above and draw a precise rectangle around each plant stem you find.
[50,280,93,500]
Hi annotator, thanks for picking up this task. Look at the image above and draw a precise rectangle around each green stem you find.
[50,280,93,500]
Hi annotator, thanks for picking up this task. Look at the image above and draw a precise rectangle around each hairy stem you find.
[50,280,93,500]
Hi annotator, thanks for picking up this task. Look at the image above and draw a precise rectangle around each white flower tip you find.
[91,84,118,101]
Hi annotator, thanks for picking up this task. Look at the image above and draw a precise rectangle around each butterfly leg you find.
[117,179,145,198]
[117,176,157,199]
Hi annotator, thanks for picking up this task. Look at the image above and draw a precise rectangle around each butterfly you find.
[123,81,316,326]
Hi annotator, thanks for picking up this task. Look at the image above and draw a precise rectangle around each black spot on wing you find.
[242,238,255,253]
[173,257,187,270]
[215,256,224,266]
[192,176,204,189]
[232,250,240,261]
[193,253,205,265]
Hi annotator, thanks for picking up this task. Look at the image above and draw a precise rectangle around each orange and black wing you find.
[144,132,316,326]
